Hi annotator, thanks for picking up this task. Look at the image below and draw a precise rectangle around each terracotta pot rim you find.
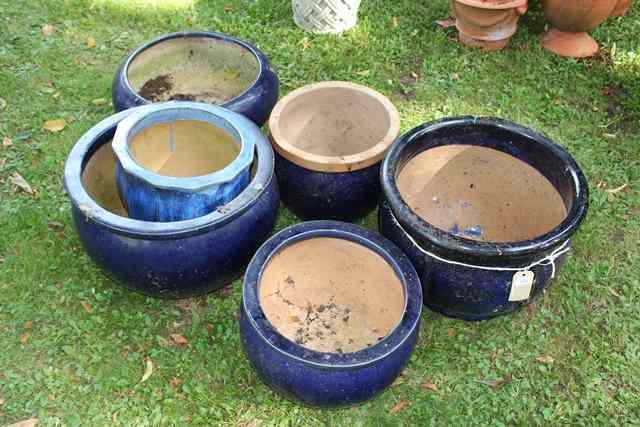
[269,81,400,173]
[454,0,527,9]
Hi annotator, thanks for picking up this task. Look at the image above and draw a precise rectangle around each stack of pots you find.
[63,29,590,408]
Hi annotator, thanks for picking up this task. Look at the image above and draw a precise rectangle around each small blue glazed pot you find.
[380,117,589,320]
[63,106,279,298]
[112,102,258,222]
[112,31,279,127]
[269,81,400,221]
[240,221,422,407]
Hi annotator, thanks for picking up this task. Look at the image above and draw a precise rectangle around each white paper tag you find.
[509,270,535,301]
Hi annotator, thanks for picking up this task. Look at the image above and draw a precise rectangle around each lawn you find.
[1,0,639,425]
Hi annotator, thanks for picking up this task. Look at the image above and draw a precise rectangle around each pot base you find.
[541,28,599,58]
[458,32,509,51]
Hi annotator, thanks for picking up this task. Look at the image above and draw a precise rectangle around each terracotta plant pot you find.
[452,0,528,50]
[269,81,400,221]
[611,0,632,16]
[240,221,422,406]
[541,0,618,58]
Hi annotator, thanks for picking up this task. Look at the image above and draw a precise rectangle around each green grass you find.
[1,0,639,425]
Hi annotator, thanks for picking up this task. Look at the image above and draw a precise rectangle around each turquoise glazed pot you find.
[112,102,259,222]
[240,221,422,407]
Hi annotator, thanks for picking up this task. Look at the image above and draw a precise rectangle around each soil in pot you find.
[128,37,260,104]
[397,145,567,242]
[128,120,240,178]
[278,87,392,158]
[259,237,404,354]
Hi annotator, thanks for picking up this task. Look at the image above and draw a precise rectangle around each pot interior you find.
[277,86,392,157]
[259,237,405,354]
[127,36,260,104]
[127,119,240,177]
[397,145,568,242]
[81,136,256,218]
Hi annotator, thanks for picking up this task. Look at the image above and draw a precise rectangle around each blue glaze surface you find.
[112,31,279,127]
[275,152,381,221]
[380,117,589,320]
[63,106,279,298]
[112,102,260,222]
[240,221,422,407]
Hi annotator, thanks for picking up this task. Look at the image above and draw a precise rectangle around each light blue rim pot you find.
[112,101,258,222]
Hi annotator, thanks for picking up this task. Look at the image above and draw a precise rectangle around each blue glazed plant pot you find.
[240,221,422,407]
[112,31,279,127]
[269,81,400,221]
[63,106,279,298]
[112,102,258,222]
[379,117,589,320]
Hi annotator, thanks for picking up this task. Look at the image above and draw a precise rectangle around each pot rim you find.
[122,31,264,108]
[112,102,256,191]
[455,0,527,9]
[242,221,422,369]
[381,116,589,261]
[268,81,400,173]
[63,105,275,240]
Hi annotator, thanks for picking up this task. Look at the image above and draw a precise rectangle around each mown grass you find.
[1,0,639,425]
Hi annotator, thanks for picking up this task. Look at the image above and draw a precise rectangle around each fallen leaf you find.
[91,98,107,106]
[436,18,456,29]
[605,183,628,194]
[536,355,555,364]
[11,173,34,194]
[43,119,66,133]
[451,73,461,81]
[421,382,438,392]
[622,207,639,221]
[19,333,30,344]
[170,334,188,346]
[80,300,93,313]
[223,4,232,11]
[7,418,38,427]
[0,397,4,405]
[603,133,617,140]
[86,36,96,48]
[3,137,12,148]
[410,71,419,80]
[42,24,55,36]
[389,399,409,415]
[0,98,6,111]
[47,221,64,230]
[476,373,512,388]
[390,16,399,28]
[24,320,33,329]
[0,158,6,168]
[170,377,182,389]
[141,358,153,382]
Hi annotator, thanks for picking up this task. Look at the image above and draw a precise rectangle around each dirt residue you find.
[139,74,173,101]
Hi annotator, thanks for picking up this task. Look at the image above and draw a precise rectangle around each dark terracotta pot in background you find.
[452,0,528,50]
[611,0,632,16]
[541,0,618,58]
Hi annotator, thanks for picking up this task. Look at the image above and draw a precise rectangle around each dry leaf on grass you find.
[451,73,461,81]
[223,4,233,12]
[43,119,66,132]
[389,399,409,415]
[42,24,55,36]
[86,36,96,48]
[3,137,12,148]
[170,334,188,346]
[11,173,34,194]
[536,355,555,364]
[170,377,182,389]
[80,300,93,313]
[7,418,39,427]
[476,373,512,388]
[436,18,456,28]
[390,16,399,28]
[421,382,438,392]
[24,320,33,329]
[141,358,153,382]
[605,183,628,194]
[19,333,30,344]
[91,98,107,106]
[0,98,6,111]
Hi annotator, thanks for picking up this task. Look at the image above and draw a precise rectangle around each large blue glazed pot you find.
[379,117,589,320]
[269,81,400,221]
[240,221,422,407]
[112,102,258,222]
[63,106,279,298]
[112,31,279,127]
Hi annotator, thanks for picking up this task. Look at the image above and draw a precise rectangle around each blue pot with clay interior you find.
[112,31,279,127]
[63,105,279,298]
[112,102,258,222]
[379,117,589,320]
[240,220,422,407]
[269,81,400,221]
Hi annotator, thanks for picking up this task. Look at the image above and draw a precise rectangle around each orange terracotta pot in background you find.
[541,0,618,58]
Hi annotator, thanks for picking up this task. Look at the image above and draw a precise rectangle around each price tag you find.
[509,270,535,301]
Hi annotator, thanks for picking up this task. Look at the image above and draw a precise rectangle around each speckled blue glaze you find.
[112,31,279,127]
[63,106,279,298]
[274,152,381,221]
[112,102,259,222]
[380,117,589,320]
[240,221,422,407]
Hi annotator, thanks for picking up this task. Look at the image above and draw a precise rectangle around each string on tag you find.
[389,211,571,278]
